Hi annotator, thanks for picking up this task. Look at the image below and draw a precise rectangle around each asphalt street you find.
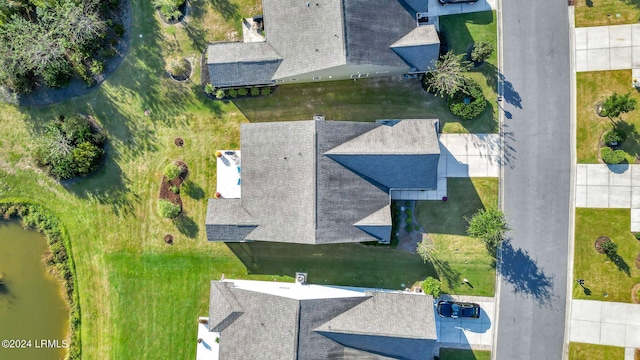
[494,1,572,359]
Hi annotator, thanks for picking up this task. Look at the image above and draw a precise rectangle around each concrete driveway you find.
[575,24,640,72]
[434,295,495,351]
[570,299,640,349]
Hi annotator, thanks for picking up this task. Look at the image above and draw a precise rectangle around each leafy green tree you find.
[424,51,471,97]
[601,92,637,119]
[416,238,435,263]
[448,77,487,120]
[157,199,181,218]
[470,41,494,63]
[152,0,183,21]
[421,277,442,298]
[466,207,508,254]
[601,239,618,256]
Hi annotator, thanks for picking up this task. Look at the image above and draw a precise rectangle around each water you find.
[0,220,69,360]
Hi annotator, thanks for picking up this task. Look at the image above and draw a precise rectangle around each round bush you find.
[601,147,626,164]
[157,199,181,218]
[237,88,248,96]
[447,78,487,120]
[603,129,626,146]
[215,89,226,100]
[260,87,272,96]
[471,41,494,63]
[164,163,181,180]
[250,87,260,96]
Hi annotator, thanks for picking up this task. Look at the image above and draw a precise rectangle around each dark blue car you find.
[436,300,481,318]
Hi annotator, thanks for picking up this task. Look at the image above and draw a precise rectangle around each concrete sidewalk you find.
[574,24,640,72]
[575,163,640,231]
[570,299,640,350]
[428,0,496,17]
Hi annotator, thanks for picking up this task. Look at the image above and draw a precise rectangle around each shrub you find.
[601,92,637,118]
[603,129,626,146]
[72,142,103,174]
[157,199,181,218]
[635,233,640,241]
[448,78,487,120]
[421,277,442,298]
[167,57,189,77]
[237,88,248,96]
[601,239,618,256]
[152,0,183,20]
[90,60,104,75]
[228,89,238,98]
[164,163,181,180]
[204,84,215,95]
[466,207,508,255]
[406,217,412,224]
[250,87,260,96]
[470,41,494,63]
[260,87,272,96]
[215,89,226,100]
[600,147,626,164]
[170,185,180,194]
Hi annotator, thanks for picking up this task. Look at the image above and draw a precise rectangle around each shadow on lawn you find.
[226,241,433,289]
[499,239,555,306]
[173,213,199,238]
[208,0,240,21]
[182,0,210,52]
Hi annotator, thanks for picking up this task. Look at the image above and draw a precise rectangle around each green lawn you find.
[415,178,499,296]
[440,10,499,133]
[574,208,640,302]
[0,0,498,358]
[575,0,640,27]
[439,348,491,360]
[577,70,640,163]
[569,342,625,360]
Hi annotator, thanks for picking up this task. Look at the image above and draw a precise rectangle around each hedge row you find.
[0,199,81,360]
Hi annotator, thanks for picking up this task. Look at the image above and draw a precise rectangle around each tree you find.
[416,238,435,263]
[447,77,487,120]
[601,239,618,257]
[465,207,508,254]
[424,51,471,97]
[152,0,183,21]
[421,277,442,298]
[470,41,494,63]
[601,92,637,119]
[72,141,103,174]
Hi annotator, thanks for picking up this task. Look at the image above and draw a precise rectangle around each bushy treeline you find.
[0,200,81,359]
[0,0,123,93]
[33,115,106,179]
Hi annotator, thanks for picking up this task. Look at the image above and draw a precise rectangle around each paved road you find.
[494,1,572,359]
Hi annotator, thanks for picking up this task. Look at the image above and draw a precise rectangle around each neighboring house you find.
[205,0,440,88]
[197,279,437,360]
[205,118,440,244]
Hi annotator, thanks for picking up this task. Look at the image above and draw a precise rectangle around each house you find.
[205,118,440,244]
[197,278,437,360]
[205,0,440,88]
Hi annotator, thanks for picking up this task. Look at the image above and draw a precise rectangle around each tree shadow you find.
[226,241,433,289]
[607,252,631,276]
[499,239,555,306]
[209,0,239,21]
[429,256,462,291]
[173,213,199,238]
[181,180,205,199]
[498,72,522,109]
[616,120,640,160]
[182,0,210,52]
[502,123,517,170]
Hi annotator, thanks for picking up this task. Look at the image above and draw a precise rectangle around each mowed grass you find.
[576,70,640,163]
[575,0,640,27]
[439,10,499,132]
[439,348,491,360]
[0,0,498,358]
[573,208,640,302]
[569,342,625,360]
[416,178,499,296]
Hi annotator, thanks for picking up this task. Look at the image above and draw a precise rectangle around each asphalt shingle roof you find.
[206,42,282,87]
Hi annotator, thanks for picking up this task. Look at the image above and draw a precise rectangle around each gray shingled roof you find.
[264,0,346,79]
[206,42,282,87]
[343,0,418,67]
[391,27,440,71]
[208,281,437,359]
[204,0,439,87]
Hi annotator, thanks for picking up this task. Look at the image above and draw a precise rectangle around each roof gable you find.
[390,26,440,71]
[207,42,283,87]
[209,282,244,332]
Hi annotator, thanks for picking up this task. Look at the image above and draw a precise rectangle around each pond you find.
[0,220,69,360]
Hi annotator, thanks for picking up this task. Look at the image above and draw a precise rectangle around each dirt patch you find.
[594,236,611,254]
[164,234,174,244]
[632,283,640,304]
[174,137,184,147]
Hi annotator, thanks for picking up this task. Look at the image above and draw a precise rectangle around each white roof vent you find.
[295,272,308,284]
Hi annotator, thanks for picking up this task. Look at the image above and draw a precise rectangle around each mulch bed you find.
[158,161,189,215]
[632,283,640,304]
[174,137,184,147]
[164,234,173,244]
[594,236,611,254]
[169,59,191,82]
[157,1,187,25]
